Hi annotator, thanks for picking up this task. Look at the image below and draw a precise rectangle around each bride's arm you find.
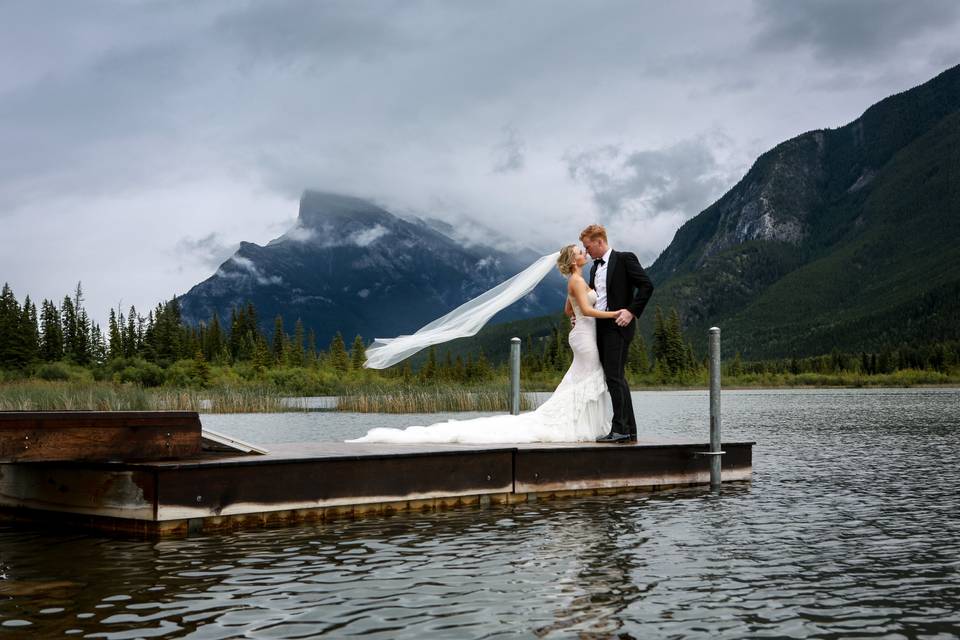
[569,277,618,319]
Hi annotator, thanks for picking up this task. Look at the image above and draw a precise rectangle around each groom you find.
[580,224,654,443]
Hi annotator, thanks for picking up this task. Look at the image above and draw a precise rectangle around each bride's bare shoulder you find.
[567,272,587,291]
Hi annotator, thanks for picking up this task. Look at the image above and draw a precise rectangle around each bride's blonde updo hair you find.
[556,244,578,277]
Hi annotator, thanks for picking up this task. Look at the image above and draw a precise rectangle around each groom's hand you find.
[569,316,576,328]
[615,309,634,327]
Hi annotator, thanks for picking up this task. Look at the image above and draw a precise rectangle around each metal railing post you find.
[510,337,521,415]
[709,327,723,487]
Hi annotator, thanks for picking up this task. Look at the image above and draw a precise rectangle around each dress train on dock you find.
[348,291,611,444]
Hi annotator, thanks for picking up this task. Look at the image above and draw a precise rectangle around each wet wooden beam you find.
[153,447,514,520]
[0,438,754,538]
[513,441,753,493]
[0,463,156,519]
[0,411,201,462]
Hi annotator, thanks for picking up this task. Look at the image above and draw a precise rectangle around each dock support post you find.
[510,337,521,415]
[709,327,722,488]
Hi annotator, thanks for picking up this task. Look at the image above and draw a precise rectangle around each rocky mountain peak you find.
[641,63,960,360]
[297,191,394,228]
[651,64,960,282]
[179,191,566,345]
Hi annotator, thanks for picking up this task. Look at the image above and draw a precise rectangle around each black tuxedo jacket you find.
[588,250,655,324]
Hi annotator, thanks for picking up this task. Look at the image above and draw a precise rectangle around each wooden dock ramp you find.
[0,412,753,537]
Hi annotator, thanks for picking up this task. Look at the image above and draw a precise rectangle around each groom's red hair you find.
[579,224,607,242]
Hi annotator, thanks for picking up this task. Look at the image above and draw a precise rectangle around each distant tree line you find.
[1,282,957,387]
[725,342,960,378]
[0,282,507,387]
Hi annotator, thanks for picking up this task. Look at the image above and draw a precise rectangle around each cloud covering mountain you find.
[178,191,568,344]
[2,1,959,325]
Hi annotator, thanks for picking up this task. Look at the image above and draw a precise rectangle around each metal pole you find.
[510,337,521,415]
[709,327,722,487]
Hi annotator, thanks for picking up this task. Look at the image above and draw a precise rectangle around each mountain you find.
[643,63,960,359]
[178,191,567,344]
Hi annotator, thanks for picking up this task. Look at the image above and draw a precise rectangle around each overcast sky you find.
[2,0,959,324]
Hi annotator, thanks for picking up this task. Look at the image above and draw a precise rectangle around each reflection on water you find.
[1,389,959,638]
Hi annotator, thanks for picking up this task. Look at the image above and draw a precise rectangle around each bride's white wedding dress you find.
[348,290,612,444]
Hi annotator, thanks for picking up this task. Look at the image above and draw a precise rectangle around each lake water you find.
[1,389,959,638]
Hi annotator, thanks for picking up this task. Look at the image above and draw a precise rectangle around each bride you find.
[348,245,620,444]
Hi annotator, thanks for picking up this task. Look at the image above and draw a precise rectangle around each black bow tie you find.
[595,258,605,267]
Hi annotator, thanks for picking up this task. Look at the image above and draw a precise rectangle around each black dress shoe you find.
[596,431,630,443]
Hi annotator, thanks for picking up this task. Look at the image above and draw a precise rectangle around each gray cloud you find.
[752,0,960,62]
[175,233,238,269]
[492,127,525,174]
[567,136,732,221]
[1,1,959,321]
[566,135,739,262]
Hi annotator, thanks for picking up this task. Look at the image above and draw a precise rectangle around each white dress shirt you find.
[594,247,612,311]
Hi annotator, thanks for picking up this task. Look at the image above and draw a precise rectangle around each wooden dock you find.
[0,412,753,537]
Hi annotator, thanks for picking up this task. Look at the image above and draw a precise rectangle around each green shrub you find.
[164,359,208,388]
[35,361,92,383]
[111,359,165,387]
[36,362,72,381]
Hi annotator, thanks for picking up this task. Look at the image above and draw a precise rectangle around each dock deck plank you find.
[0,434,754,537]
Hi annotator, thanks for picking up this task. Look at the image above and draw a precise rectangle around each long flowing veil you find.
[364,251,561,369]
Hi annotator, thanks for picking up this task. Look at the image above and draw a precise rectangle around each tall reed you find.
[0,382,295,413]
[336,385,533,413]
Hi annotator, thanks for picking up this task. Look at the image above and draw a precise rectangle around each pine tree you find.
[628,334,650,375]
[474,348,493,381]
[0,284,19,367]
[544,327,559,370]
[229,303,260,362]
[194,350,211,386]
[685,341,698,374]
[729,351,744,377]
[124,306,140,357]
[522,336,539,373]
[556,321,571,370]
[666,308,686,376]
[22,297,39,365]
[89,322,107,365]
[74,306,92,365]
[419,346,438,382]
[61,282,92,365]
[228,307,242,359]
[108,309,123,359]
[205,313,225,363]
[652,306,667,372]
[350,335,366,370]
[292,320,306,366]
[272,315,286,364]
[442,350,454,380]
[253,334,272,373]
[305,329,317,366]
[39,299,63,362]
[143,299,184,365]
[328,332,349,373]
[61,295,77,362]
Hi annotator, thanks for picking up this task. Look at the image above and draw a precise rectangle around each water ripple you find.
[1,389,959,638]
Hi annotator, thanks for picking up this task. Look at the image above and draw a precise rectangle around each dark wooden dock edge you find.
[0,441,753,538]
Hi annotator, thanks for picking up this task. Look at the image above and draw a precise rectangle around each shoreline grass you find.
[0,370,957,414]
[0,381,295,413]
[335,385,534,413]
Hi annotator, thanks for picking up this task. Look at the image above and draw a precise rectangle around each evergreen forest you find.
[1,281,957,405]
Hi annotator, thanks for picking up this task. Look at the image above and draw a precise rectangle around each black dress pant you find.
[596,319,636,437]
